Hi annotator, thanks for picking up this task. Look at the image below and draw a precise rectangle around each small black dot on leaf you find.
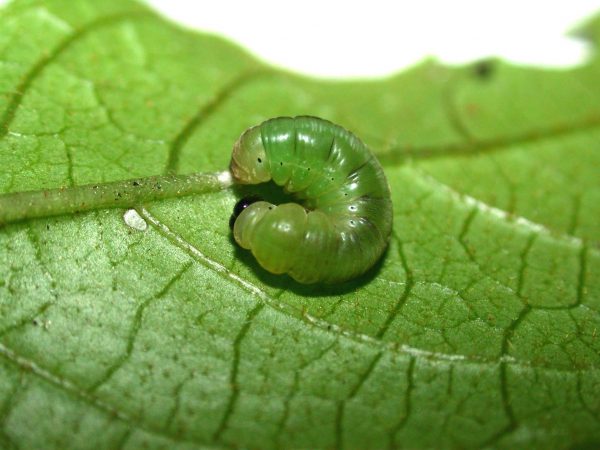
[473,60,495,79]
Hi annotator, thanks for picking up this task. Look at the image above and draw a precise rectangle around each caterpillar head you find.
[229,195,263,230]
[230,125,271,184]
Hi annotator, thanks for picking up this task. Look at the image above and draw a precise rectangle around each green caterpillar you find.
[229,116,392,284]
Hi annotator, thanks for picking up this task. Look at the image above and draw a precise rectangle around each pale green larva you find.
[229,116,393,284]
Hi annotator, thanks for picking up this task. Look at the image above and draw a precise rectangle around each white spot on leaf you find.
[123,209,147,231]
[217,170,233,187]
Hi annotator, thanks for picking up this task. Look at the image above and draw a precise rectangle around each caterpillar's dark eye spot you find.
[268,206,273,210]
[257,157,262,163]
[350,220,355,225]
[233,195,262,217]
[280,161,283,166]
[230,195,262,230]
[307,168,311,171]
[331,177,334,181]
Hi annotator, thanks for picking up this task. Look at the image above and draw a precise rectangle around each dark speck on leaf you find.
[132,181,140,187]
[473,60,494,79]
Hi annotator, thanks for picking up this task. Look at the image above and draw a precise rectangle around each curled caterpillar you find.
[229,116,392,284]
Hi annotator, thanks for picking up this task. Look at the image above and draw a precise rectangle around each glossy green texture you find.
[230,116,393,284]
[1,0,600,449]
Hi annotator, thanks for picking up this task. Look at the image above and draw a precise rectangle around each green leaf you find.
[1,1,599,449]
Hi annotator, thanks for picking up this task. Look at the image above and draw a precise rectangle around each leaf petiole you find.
[0,171,233,226]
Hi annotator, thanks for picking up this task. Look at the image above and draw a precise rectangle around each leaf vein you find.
[165,70,269,174]
[212,303,264,443]
[376,232,414,339]
[377,114,600,166]
[0,8,153,138]
[0,341,205,446]
[336,352,384,450]
[88,261,193,392]
[274,340,337,445]
[388,356,415,448]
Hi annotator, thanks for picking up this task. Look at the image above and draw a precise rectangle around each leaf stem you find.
[0,171,233,226]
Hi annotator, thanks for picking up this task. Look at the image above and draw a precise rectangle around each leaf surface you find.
[0,1,599,449]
